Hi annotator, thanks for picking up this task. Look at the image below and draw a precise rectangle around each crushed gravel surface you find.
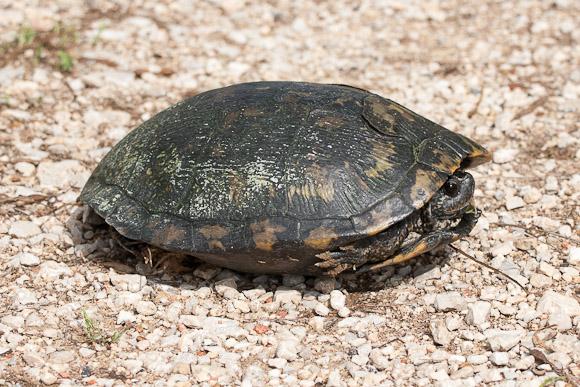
[1,0,579,386]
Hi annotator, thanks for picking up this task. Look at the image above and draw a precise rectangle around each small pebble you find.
[313,277,336,293]
[135,301,157,316]
[268,358,287,369]
[490,352,509,366]
[282,274,305,287]
[493,148,518,164]
[40,371,58,385]
[434,292,466,312]
[11,252,41,267]
[505,196,525,210]
[466,354,487,365]
[522,187,542,204]
[466,301,491,328]
[314,302,330,317]
[276,340,299,361]
[568,247,580,264]
[545,176,558,192]
[484,329,524,351]
[430,319,453,345]
[9,221,42,238]
[536,290,580,317]
[49,350,75,364]
[15,162,36,176]
[529,273,552,288]
[329,290,346,311]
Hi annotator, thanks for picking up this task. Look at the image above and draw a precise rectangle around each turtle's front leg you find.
[364,208,480,272]
[315,217,412,276]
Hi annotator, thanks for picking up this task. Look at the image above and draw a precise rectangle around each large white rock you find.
[536,290,580,317]
[466,301,491,328]
[434,292,466,311]
[9,221,41,238]
[484,329,524,351]
[275,339,300,361]
[10,252,40,267]
[38,261,72,281]
[13,288,38,305]
[430,319,453,345]
[330,290,347,311]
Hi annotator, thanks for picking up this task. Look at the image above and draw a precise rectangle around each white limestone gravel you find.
[1,0,579,385]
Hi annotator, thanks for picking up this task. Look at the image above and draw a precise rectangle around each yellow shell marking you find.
[288,164,335,204]
[364,143,396,178]
[431,147,460,173]
[151,223,187,246]
[199,225,229,251]
[199,225,229,239]
[250,219,286,251]
[410,169,441,207]
[305,227,338,250]
[369,239,431,271]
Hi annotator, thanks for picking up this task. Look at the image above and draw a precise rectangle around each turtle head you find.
[423,171,475,224]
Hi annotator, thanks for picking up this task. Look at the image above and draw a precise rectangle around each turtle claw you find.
[315,249,367,276]
[315,251,344,267]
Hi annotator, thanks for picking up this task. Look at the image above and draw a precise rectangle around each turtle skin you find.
[80,81,490,275]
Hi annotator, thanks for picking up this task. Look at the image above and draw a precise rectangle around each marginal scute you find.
[352,195,412,236]
[445,133,492,168]
[199,225,229,239]
[197,224,234,251]
[304,226,338,250]
[464,144,492,168]
[250,219,287,251]
[150,221,188,247]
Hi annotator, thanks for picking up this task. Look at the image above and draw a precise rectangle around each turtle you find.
[80,81,490,276]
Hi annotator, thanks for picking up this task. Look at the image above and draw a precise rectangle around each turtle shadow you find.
[69,206,452,297]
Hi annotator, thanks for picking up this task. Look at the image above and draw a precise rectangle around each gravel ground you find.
[1,1,579,386]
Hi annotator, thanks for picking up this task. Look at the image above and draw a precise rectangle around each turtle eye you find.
[444,179,460,197]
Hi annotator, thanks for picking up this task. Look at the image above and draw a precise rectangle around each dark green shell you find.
[80,81,489,274]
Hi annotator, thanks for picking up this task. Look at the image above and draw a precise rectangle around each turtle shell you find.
[80,81,490,274]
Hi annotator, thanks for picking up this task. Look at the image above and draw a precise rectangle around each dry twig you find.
[492,222,580,244]
[0,194,52,206]
[512,95,549,121]
[450,244,527,292]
